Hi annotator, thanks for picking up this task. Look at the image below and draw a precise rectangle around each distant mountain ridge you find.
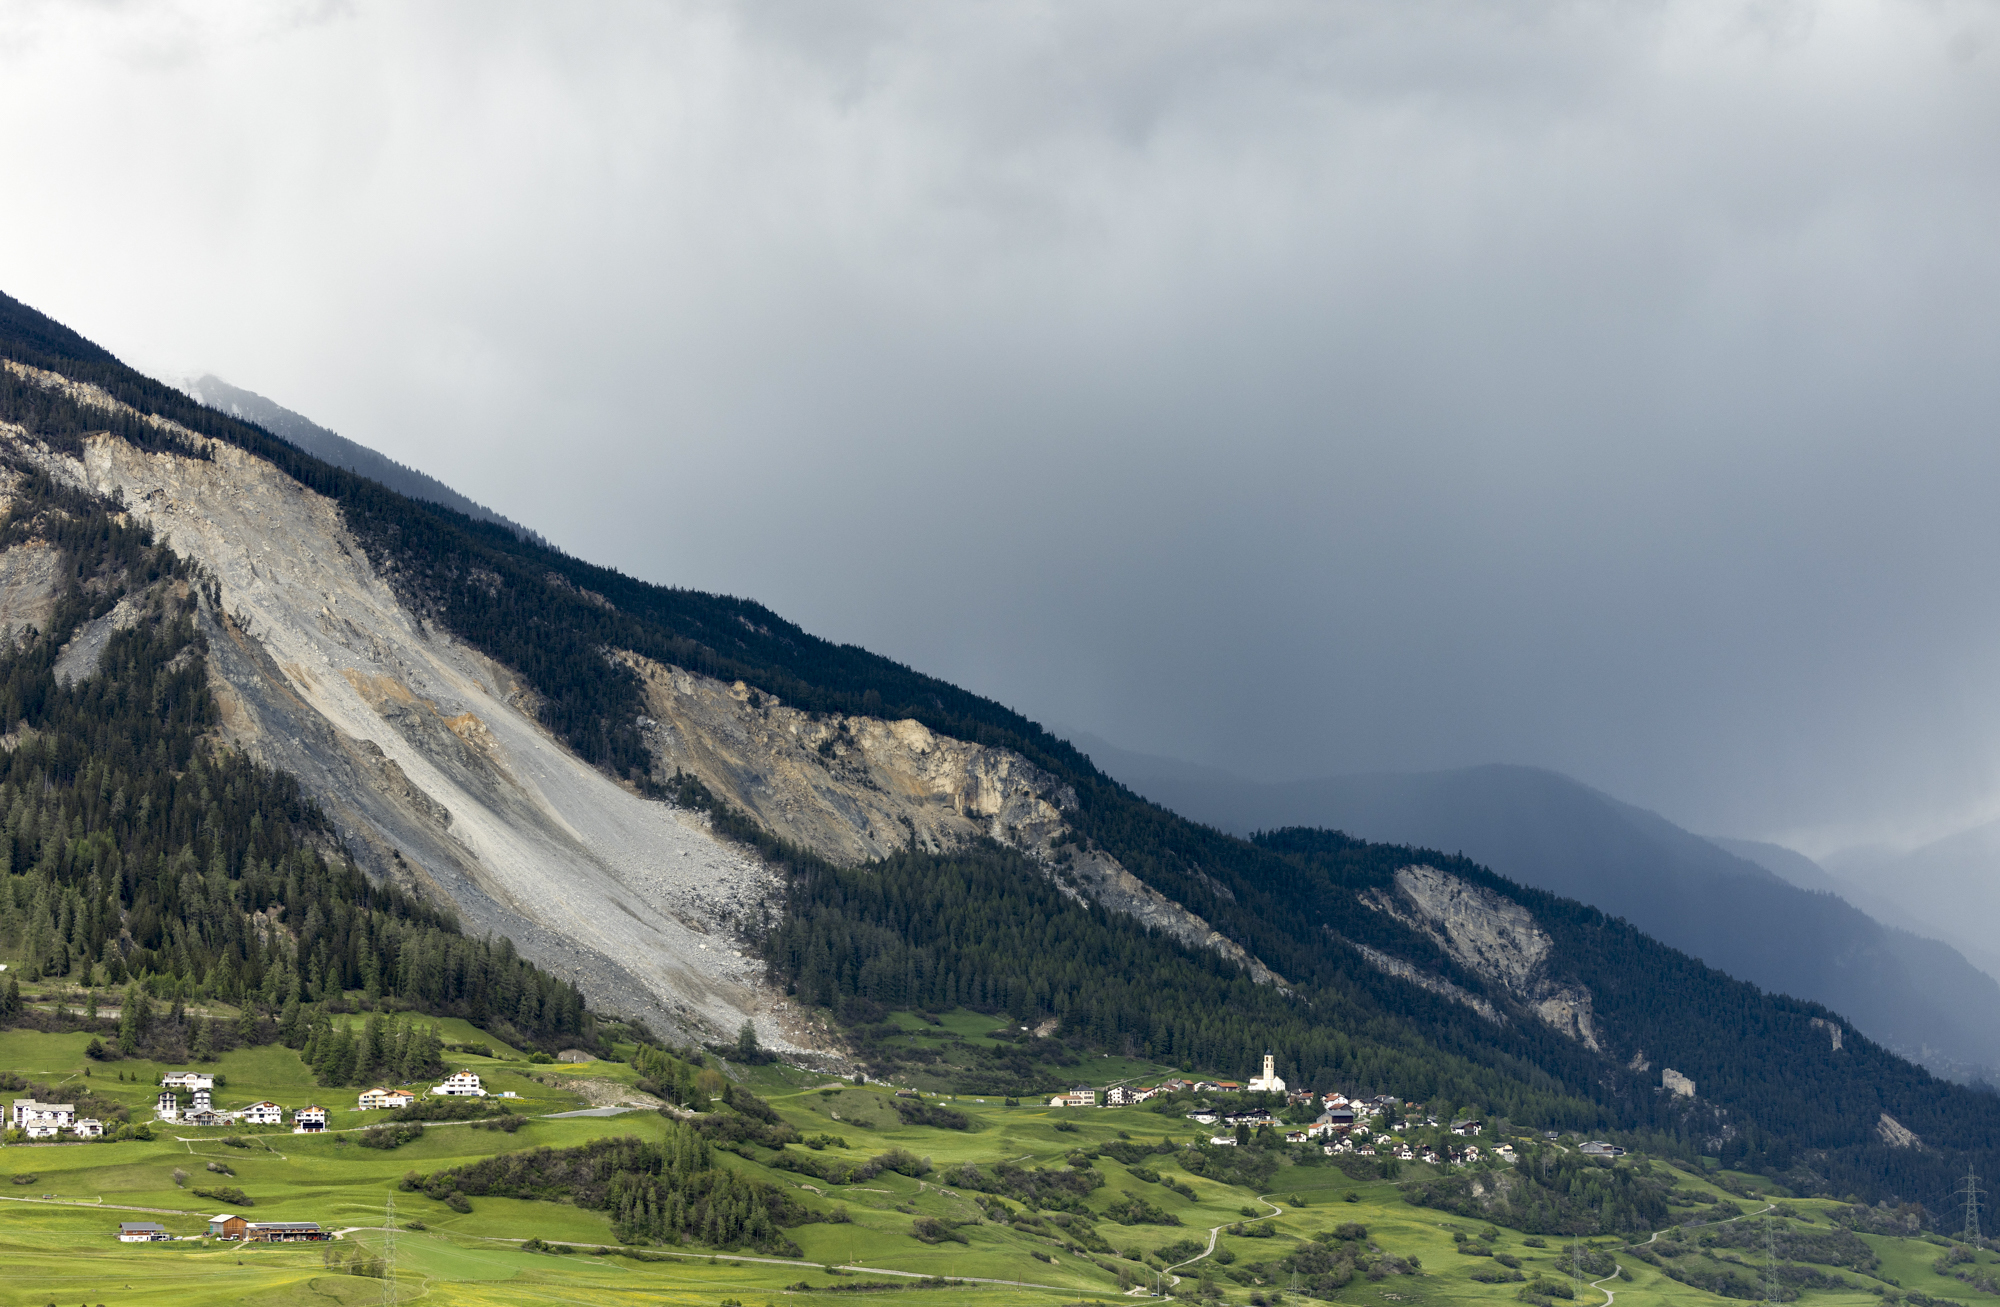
[1068,731,2000,1085]
[178,374,548,547]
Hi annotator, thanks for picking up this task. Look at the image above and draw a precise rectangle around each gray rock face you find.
[623,649,1289,987]
[1358,864,1602,1050]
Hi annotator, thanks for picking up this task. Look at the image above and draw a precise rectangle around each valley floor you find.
[0,1023,1994,1307]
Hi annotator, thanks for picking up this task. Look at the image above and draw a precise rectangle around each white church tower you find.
[1248,1051,1286,1093]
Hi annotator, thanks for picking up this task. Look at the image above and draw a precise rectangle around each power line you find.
[1963,1163,1984,1245]
[383,1193,397,1305]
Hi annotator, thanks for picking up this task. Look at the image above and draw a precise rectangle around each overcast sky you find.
[3,0,1998,854]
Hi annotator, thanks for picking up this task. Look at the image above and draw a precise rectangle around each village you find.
[9,1066,503,1244]
[1049,1054,1627,1168]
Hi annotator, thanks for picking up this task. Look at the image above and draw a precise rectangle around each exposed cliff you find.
[1358,864,1602,1050]
[622,650,1289,986]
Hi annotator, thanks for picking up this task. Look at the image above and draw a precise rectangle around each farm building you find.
[245,1222,326,1242]
[208,1214,247,1238]
[118,1222,169,1242]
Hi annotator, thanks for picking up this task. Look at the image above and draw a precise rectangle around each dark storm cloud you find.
[3,0,1999,851]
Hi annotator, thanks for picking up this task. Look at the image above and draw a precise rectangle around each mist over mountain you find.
[1070,730,2000,1085]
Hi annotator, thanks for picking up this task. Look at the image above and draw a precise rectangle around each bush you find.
[359,1123,426,1150]
[909,1217,968,1245]
[205,1161,235,1176]
[444,1191,472,1213]
[193,1185,253,1206]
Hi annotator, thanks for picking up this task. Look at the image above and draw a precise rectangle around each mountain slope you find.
[179,373,547,545]
[6,288,2000,1208]
[1071,734,2000,1085]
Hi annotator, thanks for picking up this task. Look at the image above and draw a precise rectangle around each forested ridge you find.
[6,289,2000,1211]
[0,461,591,1057]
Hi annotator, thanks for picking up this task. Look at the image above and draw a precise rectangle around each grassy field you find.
[5,1023,2000,1307]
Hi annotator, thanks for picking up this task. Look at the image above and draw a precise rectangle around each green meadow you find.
[5,1023,2000,1307]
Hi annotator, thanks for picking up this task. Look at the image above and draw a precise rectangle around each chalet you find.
[244,1221,327,1242]
[1103,1086,1140,1107]
[1495,1144,1518,1163]
[1284,1130,1309,1144]
[240,1101,284,1126]
[1451,1119,1482,1136]
[118,1222,169,1242]
[1209,1135,1238,1146]
[190,1088,213,1112]
[183,1108,235,1128]
[1579,1141,1625,1158]
[1286,1089,1316,1107]
[1048,1087,1097,1108]
[156,1091,179,1121]
[1322,1092,1351,1108]
[73,1117,104,1139]
[292,1106,328,1133]
[10,1099,74,1129]
[209,1214,248,1239]
[357,1088,416,1111]
[161,1072,214,1092]
[432,1071,486,1097]
[1185,1111,1219,1126]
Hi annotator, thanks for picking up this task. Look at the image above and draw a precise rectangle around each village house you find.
[190,1088,213,1114]
[183,1108,235,1128]
[1048,1087,1097,1108]
[155,1091,178,1121]
[160,1072,214,1092]
[1210,1134,1238,1146]
[292,1106,328,1133]
[1185,1110,1219,1125]
[118,1222,169,1242]
[1102,1086,1140,1107]
[1579,1141,1625,1158]
[432,1071,486,1098]
[1451,1119,1482,1136]
[73,1117,103,1139]
[11,1098,74,1130]
[1213,1080,1243,1092]
[239,1101,284,1126]
[358,1088,416,1112]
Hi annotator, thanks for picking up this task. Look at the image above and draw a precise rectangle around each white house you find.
[432,1071,486,1098]
[11,1099,74,1129]
[1209,1135,1238,1147]
[183,1109,235,1128]
[292,1106,328,1133]
[73,1117,104,1139]
[1048,1087,1096,1108]
[155,1091,178,1121]
[190,1088,212,1114]
[1103,1086,1141,1107]
[1185,1111,1219,1126]
[239,1101,284,1126]
[1246,1052,1286,1094]
[160,1072,214,1092]
[357,1088,416,1111]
